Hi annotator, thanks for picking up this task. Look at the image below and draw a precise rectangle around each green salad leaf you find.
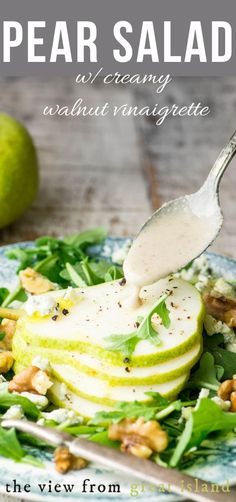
[63,228,108,248]
[0,288,10,305]
[188,352,223,391]
[61,259,122,288]
[204,333,236,379]
[104,295,170,357]
[0,390,40,420]
[3,228,109,307]
[91,392,177,425]
[0,427,25,461]
[170,398,236,467]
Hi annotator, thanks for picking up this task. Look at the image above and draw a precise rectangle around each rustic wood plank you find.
[0,77,152,244]
[134,77,236,258]
[1,76,236,502]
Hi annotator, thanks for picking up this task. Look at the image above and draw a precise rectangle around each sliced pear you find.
[49,380,113,418]
[50,364,189,405]
[12,277,204,416]
[16,277,204,366]
[13,332,202,385]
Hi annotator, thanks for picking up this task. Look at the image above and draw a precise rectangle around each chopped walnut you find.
[203,292,236,327]
[54,446,87,474]
[19,267,55,295]
[218,377,236,412]
[108,417,168,459]
[0,351,14,374]
[0,319,16,350]
[8,365,53,395]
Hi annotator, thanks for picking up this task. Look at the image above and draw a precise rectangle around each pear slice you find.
[50,364,189,405]
[16,277,204,366]
[13,333,201,385]
[49,380,113,418]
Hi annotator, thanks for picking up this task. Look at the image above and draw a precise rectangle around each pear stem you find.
[0,307,23,321]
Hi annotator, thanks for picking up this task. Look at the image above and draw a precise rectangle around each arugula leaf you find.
[0,288,10,305]
[62,259,122,288]
[204,334,236,379]
[188,352,223,391]
[4,229,109,303]
[170,398,236,467]
[0,391,39,419]
[104,332,140,358]
[64,263,87,287]
[89,430,120,448]
[63,425,104,436]
[104,266,123,282]
[0,427,25,461]
[91,392,173,425]
[1,286,27,309]
[105,295,170,357]
[18,432,52,449]
[63,228,107,247]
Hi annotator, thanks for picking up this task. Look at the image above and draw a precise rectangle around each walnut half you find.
[218,377,236,412]
[8,366,53,395]
[19,267,55,295]
[54,446,87,474]
[0,319,16,351]
[0,351,14,374]
[108,417,168,459]
[203,292,236,327]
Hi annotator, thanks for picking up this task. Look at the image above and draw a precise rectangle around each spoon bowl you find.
[124,131,236,288]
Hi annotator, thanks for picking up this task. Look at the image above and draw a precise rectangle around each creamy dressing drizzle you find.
[123,206,216,307]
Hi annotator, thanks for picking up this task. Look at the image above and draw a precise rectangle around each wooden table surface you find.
[0,76,236,502]
[0,76,236,255]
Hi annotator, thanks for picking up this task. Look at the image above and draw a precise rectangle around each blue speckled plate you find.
[0,238,236,502]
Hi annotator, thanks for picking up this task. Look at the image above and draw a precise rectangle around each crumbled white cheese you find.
[25,295,56,316]
[42,408,82,425]
[211,396,231,411]
[102,244,113,258]
[195,273,211,292]
[32,356,51,372]
[2,405,24,420]
[198,388,210,400]
[194,255,211,274]
[211,278,235,300]
[226,343,236,353]
[195,388,210,409]
[20,392,49,409]
[175,255,212,291]
[204,314,235,341]
[111,240,131,265]
[179,406,193,422]
[37,418,45,426]
[0,381,8,392]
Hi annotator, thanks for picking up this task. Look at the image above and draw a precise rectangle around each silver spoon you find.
[124,131,236,288]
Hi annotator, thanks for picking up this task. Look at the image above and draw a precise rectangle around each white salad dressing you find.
[123,203,219,306]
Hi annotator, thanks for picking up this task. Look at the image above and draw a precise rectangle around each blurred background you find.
[0,76,235,257]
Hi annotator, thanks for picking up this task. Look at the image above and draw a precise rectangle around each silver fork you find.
[2,418,236,502]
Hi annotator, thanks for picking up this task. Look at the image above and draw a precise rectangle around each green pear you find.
[0,113,38,228]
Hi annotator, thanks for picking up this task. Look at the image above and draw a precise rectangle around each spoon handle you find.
[206,130,236,191]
